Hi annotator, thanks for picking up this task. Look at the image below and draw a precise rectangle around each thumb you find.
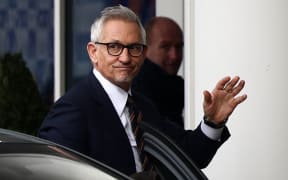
[203,90,212,105]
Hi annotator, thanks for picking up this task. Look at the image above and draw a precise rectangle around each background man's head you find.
[145,17,183,75]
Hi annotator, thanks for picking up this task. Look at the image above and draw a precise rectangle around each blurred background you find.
[0,0,155,108]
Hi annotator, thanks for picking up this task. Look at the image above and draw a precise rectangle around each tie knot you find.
[127,94,134,104]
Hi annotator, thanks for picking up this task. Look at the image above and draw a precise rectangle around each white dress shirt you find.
[93,69,142,172]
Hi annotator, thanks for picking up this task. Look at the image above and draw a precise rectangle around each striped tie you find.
[126,95,150,170]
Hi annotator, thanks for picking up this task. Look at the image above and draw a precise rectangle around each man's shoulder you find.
[133,91,158,110]
[57,73,102,104]
[142,59,165,74]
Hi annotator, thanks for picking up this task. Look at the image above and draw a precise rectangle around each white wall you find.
[156,0,183,28]
[193,0,288,179]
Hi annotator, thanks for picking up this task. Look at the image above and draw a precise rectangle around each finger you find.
[231,80,245,96]
[224,76,240,92]
[216,76,231,90]
[232,94,248,106]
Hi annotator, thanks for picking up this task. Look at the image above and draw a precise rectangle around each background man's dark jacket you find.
[133,59,184,127]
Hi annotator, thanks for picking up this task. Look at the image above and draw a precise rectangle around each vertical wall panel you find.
[194,0,288,179]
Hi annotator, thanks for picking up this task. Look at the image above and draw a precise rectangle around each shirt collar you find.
[93,69,130,117]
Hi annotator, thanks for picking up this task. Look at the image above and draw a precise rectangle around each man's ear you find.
[87,42,98,63]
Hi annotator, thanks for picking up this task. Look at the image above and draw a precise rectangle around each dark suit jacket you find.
[132,59,184,127]
[38,72,230,176]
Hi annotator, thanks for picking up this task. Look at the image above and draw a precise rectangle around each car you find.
[0,128,132,180]
[0,124,208,180]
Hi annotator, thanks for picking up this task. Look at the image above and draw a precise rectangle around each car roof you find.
[0,128,132,180]
[0,128,49,143]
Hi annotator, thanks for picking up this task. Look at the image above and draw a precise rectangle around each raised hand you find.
[203,76,247,125]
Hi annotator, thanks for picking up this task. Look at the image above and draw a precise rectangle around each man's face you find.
[146,20,183,75]
[87,20,145,91]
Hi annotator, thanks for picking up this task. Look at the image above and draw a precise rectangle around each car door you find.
[140,122,209,180]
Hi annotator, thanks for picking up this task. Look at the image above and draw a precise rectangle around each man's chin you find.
[114,77,132,91]
[116,75,133,84]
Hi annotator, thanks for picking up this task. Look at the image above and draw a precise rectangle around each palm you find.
[203,76,247,124]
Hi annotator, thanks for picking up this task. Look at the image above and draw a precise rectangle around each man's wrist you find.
[203,116,227,129]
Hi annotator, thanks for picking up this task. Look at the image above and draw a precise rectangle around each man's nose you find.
[169,47,179,59]
[119,47,130,62]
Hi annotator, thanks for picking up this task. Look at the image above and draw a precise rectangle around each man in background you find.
[132,17,185,127]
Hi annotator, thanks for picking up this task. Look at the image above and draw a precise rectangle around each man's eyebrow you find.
[106,40,121,43]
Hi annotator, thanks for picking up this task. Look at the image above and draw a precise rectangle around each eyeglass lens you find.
[107,43,144,57]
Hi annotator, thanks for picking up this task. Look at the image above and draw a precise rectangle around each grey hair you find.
[90,5,146,44]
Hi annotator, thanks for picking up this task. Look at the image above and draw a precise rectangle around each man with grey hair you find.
[39,5,247,177]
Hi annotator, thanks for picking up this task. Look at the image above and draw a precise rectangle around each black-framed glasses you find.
[95,42,146,57]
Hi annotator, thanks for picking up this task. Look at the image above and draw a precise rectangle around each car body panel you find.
[0,128,131,180]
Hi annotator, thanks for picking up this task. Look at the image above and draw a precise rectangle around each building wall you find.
[189,0,287,179]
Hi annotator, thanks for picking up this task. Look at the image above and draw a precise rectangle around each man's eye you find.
[176,44,184,50]
[108,43,122,49]
[130,45,142,51]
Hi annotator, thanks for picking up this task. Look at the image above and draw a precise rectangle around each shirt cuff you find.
[201,120,224,141]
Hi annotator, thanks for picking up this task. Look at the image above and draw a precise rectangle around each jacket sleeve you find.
[136,92,230,169]
[38,100,89,154]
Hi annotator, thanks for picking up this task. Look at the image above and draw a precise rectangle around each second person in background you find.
[132,17,185,127]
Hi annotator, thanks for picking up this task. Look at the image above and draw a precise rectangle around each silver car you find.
[0,123,208,180]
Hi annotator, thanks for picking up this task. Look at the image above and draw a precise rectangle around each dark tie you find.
[126,95,150,171]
